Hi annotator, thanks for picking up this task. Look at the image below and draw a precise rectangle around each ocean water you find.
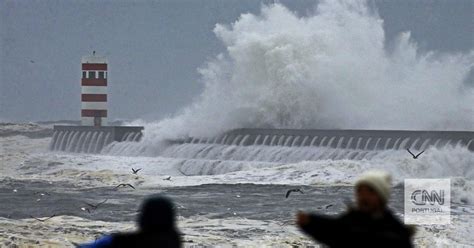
[1,123,473,247]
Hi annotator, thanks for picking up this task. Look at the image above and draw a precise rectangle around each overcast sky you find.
[1,0,473,122]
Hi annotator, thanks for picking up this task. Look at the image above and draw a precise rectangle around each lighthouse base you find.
[49,125,143,153]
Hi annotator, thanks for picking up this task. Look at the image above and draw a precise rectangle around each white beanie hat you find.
[355,170,392,203]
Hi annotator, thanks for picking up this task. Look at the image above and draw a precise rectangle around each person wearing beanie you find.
[78,195,182,248]
[296,170,413,248]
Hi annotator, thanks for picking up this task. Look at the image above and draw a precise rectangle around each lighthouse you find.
[81,53,108,126]
[49,52,143,153]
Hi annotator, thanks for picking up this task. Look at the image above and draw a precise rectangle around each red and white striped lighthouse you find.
[81,53,108,126]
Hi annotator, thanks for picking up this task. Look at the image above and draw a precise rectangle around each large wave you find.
[113,0,474,155]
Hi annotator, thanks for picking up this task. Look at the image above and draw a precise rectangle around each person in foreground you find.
[78,195,182,248]
[296,170,414,248]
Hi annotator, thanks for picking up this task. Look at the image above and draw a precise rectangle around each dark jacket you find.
[109,230,181,248]
[300,209,413,248]
[78,196,182,248]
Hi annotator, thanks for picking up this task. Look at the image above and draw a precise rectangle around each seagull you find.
[34,192,51,196]
[30,214,56,222]
[285,188,304,198]
[317,204,334,210]
[85,199,108,210]
[132,168,142,175]
[81,207,91,213]
[115,183,135,189]
[163,176,172,181]
[30,60,35,63]
[406,149,424,159]
[70,241,81,247]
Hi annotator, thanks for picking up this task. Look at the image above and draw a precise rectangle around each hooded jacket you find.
[110,196,181,248]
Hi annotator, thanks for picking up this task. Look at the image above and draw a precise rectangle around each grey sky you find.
[1,0,473,122]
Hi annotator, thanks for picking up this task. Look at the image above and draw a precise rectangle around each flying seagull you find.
[81,207,91,213]
[115,183,135,189]
[317,204,334,210]
[30,214,56,222]
[131,168,142,175]
[286,188,304,198]
[85,199,108,210]
[406,149,424,159]
[163,176,172,181]
[34,192,51,196]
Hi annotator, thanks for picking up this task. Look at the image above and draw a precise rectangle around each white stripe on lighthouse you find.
[81,102,107,110]
[81,86,107,94]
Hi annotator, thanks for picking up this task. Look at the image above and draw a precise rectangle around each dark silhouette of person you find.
[296,170,414,248]
[78,196,182,248]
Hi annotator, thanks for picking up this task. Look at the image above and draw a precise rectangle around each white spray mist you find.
[112,0,473,155]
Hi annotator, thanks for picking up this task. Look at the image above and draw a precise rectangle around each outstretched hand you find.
[296,211,310,227]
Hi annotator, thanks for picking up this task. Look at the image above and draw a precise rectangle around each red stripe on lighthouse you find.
[81,109,107,117]
[81,79,107,86]
[82,63,107,70]
[81,94,107,102]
